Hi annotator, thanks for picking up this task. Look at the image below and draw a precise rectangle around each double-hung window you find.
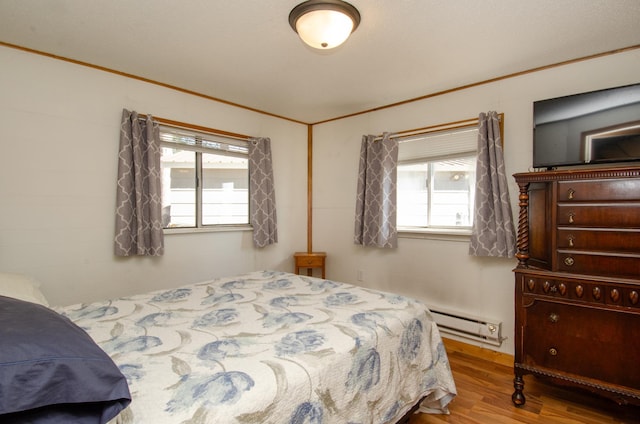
[397,123,478,234]
[159,125,249,230]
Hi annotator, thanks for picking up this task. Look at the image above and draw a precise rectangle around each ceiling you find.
[1,0,639,124]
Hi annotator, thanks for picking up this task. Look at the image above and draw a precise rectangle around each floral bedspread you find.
[58,271,456,423]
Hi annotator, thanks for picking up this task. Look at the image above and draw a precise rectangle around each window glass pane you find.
[158,124,250,231]
[398,155,475,228]
[161,147,196,228]
[430,157,475,227]
[201,152,249,225]
[397,163,429,226]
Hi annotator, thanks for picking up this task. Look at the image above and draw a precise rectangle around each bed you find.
[1,270,456,423]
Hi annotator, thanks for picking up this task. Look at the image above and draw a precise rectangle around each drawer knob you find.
[558,283,567,296]
[630,291,639,305]
[543,281,551,293]
[549,348,558,356]
[306,260,313,264]
[548,313,559,323]
[593,287,602,301]
[567,188,575,200]
[610,289,620,303]
[575,285,584,298]
[567,234,575,247]
[568,212,575,224]
[564,257,574,267]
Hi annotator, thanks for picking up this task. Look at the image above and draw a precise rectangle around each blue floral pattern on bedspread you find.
[58,271,456,424]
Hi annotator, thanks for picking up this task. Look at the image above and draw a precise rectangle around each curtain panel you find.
[469,111,516,258]
[114,109,164,256]
[354,133,399,248]
[249,137,278,248]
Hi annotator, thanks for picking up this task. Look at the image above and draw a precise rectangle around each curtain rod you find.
[138,114,252,141]
[374,114,503,141]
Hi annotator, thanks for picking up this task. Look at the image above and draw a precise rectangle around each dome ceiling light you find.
[288,0,361,50]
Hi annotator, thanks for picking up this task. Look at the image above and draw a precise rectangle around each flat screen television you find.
[533,83,640,169]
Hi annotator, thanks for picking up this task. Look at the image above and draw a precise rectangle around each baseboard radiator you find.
[430,309,504,347]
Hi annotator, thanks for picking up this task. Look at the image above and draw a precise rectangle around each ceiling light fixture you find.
[289,0,361,50]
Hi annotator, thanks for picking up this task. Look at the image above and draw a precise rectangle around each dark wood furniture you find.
[512,166,640,407]
[294,251,326,278]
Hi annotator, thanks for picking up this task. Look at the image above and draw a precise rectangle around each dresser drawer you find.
[294,253,325,268]
[557,203,640,227]
[557,228,640,252]
[557,179,640,201]
[557,251,640,278]
[520,273,640,309]
[522,300,640,389]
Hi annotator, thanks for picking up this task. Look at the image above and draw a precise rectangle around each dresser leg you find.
[512,375,526,406]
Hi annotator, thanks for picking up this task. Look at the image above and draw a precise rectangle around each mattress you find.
[58,270,456,423]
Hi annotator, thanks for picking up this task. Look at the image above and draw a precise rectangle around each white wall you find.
[311,49,640,354]
[2,44,639,355]
[0,46,309,306]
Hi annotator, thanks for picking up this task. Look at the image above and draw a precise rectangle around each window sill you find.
[398,227,471,242]
[164,225,253,235]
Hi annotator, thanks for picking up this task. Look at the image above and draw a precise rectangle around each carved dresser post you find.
[515,181,530,268]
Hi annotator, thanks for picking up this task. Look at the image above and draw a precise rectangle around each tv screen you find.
[533,83,640,169]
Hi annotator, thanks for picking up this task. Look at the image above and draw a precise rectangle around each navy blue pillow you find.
[0,295,131,424]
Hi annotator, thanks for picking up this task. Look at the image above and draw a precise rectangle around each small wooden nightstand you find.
[294,252,326,279]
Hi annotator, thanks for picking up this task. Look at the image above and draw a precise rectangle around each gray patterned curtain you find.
[354,133,398,248]
[114,109,164,256]
[249,137,278,248]
[469,111,516,257]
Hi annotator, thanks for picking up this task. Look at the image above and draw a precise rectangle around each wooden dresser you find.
[512,166,640,406]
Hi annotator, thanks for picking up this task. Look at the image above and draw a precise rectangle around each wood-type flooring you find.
[408,338,640,424]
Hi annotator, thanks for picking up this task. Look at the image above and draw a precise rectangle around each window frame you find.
[158,121,253,234]
[395,116,504,239]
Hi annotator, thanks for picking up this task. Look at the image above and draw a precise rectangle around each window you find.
[159,125,249,229]
[397,124,478,233]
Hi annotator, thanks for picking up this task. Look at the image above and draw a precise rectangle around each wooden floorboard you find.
[408,338,640,424]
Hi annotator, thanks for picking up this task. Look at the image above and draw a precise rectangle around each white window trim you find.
[158,122,252,234]
[396,119,479,236]
[164,224,253,235]
[398,226,472,241]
